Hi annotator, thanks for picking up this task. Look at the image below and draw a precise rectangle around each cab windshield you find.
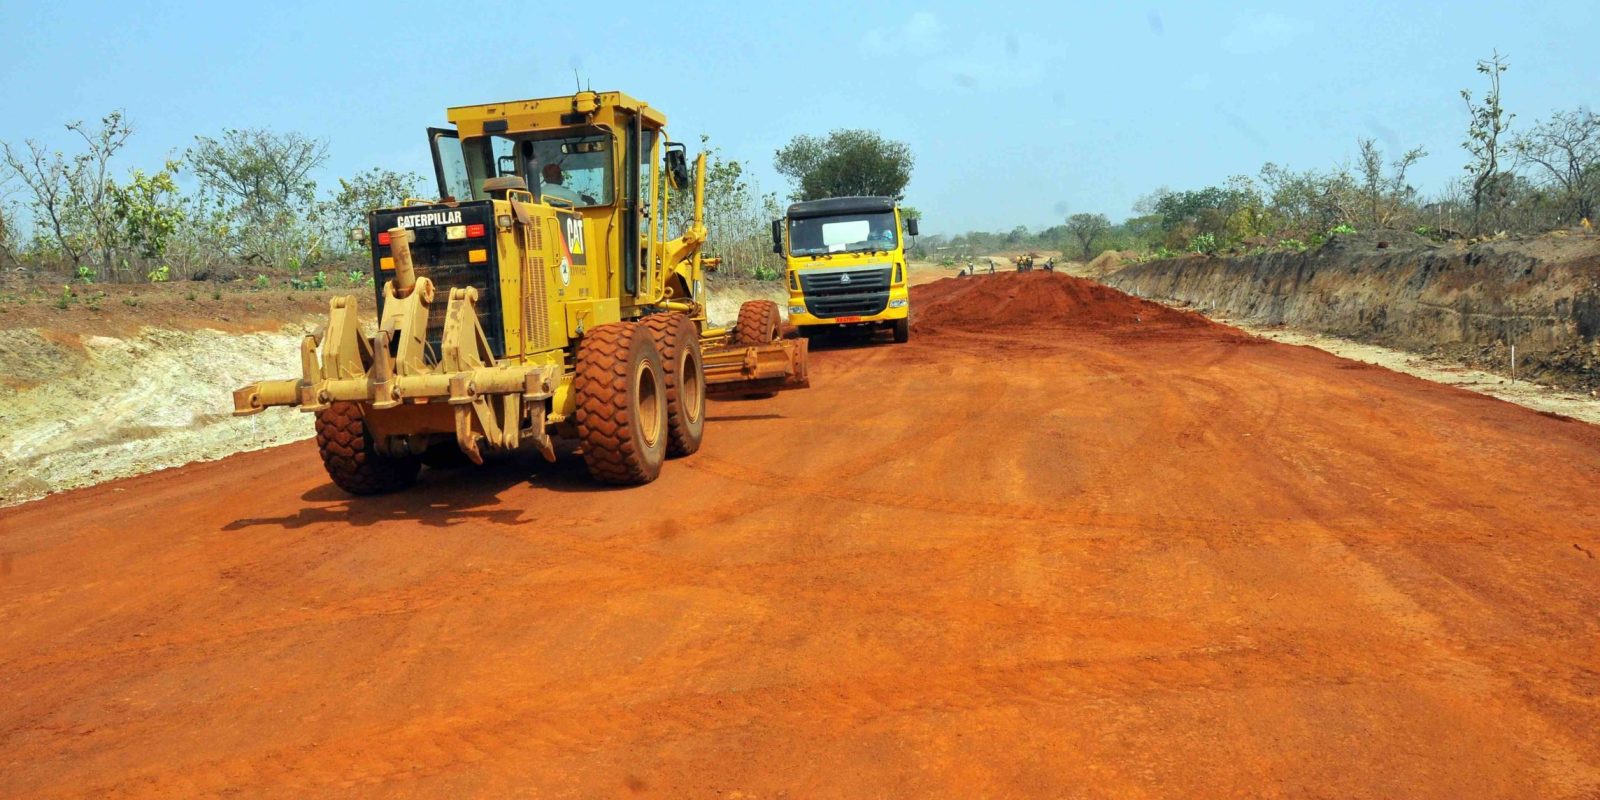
[789,212,899,256]
[461,131,615,207]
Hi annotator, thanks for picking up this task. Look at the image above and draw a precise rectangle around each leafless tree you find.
[1358,138,1427,229]
[1461,51,1514,234]
[0,111,133,277]
[1514,108,1600,225]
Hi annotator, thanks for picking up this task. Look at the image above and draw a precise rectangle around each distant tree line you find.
[941,51,1598,262]
[0,115,919,285]
[0,112,422,286]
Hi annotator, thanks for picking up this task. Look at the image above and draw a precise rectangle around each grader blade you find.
[702,337,810,397]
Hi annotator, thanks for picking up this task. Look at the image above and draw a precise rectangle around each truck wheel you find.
[892,318,910,344]
[314,402,421,495]
[641,313,706,457]
[574,322,668,485]
[733,299,781,346]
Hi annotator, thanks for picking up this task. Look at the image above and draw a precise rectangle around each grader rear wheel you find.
[573,322,669,485]
[313,402,421,495]
[641,313,706,457]
[733,299,781,346]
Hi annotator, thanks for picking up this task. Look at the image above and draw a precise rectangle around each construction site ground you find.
[4,269,1600,798]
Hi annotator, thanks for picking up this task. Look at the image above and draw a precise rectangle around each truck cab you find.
[772,196,917,343]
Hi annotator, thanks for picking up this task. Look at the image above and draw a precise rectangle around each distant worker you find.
[1044,256,1055,272]
[540,163,582,205]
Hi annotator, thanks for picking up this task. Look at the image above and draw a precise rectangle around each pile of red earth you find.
[910,271,1211,333]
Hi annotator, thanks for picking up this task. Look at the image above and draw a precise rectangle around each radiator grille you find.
[522,222,551,352]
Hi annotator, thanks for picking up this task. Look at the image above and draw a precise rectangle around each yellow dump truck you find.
[232,90,808,493]
[771,196,917,343]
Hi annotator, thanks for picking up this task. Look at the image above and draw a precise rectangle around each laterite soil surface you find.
[4,272,1599,798]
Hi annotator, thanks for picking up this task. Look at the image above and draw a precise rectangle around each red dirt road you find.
[4,273,1600,798]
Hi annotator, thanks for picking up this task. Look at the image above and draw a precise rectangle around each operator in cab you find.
[540,163,582,206]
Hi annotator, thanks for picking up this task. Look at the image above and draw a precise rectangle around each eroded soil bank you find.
[0,278,786,506]
[1107,232,1600,392]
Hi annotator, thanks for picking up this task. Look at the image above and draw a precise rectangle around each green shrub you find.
[290,271,329,290]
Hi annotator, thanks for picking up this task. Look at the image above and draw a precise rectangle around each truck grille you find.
[799,266,892,318]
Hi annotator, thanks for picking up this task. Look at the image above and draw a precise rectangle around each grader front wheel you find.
[574,322,669,485]
[641,313,706,457]
[314,402,421,495]
[733,299,781,346]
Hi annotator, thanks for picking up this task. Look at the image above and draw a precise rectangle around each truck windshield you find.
[462,132,614,207]
[789,212,899,256]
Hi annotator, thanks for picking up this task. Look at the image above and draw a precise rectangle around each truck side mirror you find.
[906,218,920,237]
[771,219,784,254]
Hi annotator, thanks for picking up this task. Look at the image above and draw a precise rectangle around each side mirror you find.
[665,148,690,190]
[906,218,920,237]
[771,219,784,254]
[350,227,368,246]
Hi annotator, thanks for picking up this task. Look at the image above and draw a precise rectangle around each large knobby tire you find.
[641,313,706,457]
[892,317,910,344]
[313,402,421,495]
[733,299,781,346]
[573,322,668,485]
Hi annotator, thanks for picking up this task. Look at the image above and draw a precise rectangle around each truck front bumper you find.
[786,289,909,327]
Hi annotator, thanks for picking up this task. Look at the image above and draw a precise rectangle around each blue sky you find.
[0,1,1592,235]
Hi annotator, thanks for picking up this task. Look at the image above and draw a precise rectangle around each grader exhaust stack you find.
[232,89,807,493]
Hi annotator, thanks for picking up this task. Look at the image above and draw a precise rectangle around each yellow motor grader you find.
[233,90,808,493]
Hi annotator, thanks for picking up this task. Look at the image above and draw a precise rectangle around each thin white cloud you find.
[1221,12,1311,55]
[862,12,1047,93]
[862,11,945,55]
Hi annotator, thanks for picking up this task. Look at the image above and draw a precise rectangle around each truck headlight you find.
[788,305,806,315]
[889,299,908,308]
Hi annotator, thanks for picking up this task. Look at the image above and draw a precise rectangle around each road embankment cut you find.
[1106,233,1600,391]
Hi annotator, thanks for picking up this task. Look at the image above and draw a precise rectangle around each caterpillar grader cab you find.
[771,196,917,343]
[232,90,809,493]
